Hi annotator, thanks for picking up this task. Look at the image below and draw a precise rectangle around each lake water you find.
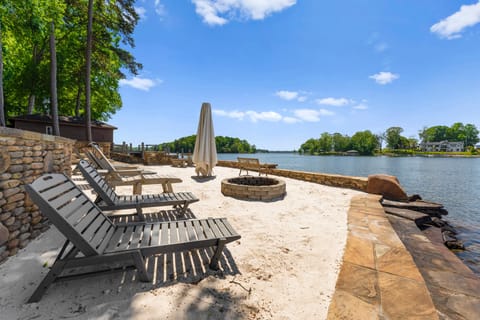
[218,153,480,274]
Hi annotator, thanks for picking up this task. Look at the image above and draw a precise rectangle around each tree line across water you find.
[299,123,480,156]
[159,135,256,154]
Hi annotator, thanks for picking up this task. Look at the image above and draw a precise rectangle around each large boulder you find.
[366,174,408,201]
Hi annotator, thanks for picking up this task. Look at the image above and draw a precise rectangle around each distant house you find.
[420,140,464,152]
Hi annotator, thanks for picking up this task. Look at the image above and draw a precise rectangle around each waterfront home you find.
[420,140,464,152]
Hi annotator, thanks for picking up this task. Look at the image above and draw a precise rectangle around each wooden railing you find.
[111,142,192,166]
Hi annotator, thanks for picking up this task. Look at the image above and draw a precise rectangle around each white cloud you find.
[214,109,283,122]
[192,0,296,26]
[275,90,298,100]
[297,96,307,102]
[283,116,301,124]
[214,107,338,124]
[316,97,351,107]
[119,77,158,91]
[369,71,399,85]
[293,109,334,122]
[155,0,167,18]
[246,111,282,122]
[353,104,368,110]
[431,2,480,39]
[275,90,308,102]
[135,6,147,19]
[213,109,245,120]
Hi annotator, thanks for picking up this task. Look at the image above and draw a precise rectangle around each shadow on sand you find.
[190,175,217,183]
[28,209,243,318]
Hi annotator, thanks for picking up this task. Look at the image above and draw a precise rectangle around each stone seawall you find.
[0,127,74,263]
[217,160,368,192]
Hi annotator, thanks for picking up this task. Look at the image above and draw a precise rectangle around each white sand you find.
[0,165,362,319]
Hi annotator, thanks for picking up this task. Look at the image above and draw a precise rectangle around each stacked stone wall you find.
[0,127,74,264]
[217,160,368,192]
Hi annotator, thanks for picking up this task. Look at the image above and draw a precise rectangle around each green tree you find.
[318,132,333,152]
[332,132,351,152]
[385,126,404,149]
[160,135,256,154]
[350,130,378,155]
[375,132,385,152]
[1,0,141,123]
[300,138,320,154]
[407,137,418,150]
[49,19,60,135]
[84,0,93,142]
[419,123,479,147]
[0,17,4,126]
[419,125,449,142]
[464,124,479,147]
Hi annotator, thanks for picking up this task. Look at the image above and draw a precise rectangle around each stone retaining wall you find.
[217,160,368,192]
[0,127,75,264]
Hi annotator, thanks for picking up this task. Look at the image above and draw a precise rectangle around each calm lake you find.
[218,153,480,274]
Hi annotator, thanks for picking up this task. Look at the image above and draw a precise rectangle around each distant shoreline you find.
[251,151,480,158]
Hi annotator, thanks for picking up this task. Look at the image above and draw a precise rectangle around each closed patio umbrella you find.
[193,102,217,176]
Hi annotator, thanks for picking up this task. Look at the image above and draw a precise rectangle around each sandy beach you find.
[0,165,362,319]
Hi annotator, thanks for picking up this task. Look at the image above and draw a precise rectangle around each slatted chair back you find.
[89,143,117,172]
[84,150,103,170]
[77,160,119,206]
[26,174,116,256]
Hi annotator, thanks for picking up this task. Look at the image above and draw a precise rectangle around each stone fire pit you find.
[221,176,286,201]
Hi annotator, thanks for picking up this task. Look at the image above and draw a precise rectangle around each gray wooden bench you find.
[25,173,241,302]
[77,160,198,216]
[237,157,275,176]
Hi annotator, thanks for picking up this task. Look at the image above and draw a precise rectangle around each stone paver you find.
[388,215,480,319]
[327,194,438,319]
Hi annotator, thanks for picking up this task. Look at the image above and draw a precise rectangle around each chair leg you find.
[209,238,226,270]
[28,259,67,303]
[135,204,144,219]
[133,182,142,195]
[177,202,188,215]
[131,252,151,282]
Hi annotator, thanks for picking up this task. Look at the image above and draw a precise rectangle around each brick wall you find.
[0,127,75,264]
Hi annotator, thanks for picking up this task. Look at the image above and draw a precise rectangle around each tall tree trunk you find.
[75,85,82,117]
[0,22,5,127]
[50,21,60,136]
[84,0,93,142]
[27,95,35,114]
[27,45,38,115]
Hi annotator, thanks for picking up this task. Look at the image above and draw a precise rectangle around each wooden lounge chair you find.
[77,159,199,216]
[87,142,156,174]
[25,173,240,302]
[79,159,182,194]
[237,157,272,176]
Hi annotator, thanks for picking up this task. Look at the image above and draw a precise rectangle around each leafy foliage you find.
[300,123,480,156]
[301,132,353,154]
[159,135,256,154]
[0,0,140,122]
[419,122,479,147]
[350,130,378,155]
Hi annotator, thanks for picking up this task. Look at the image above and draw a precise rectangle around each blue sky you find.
[112,0,480,150]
